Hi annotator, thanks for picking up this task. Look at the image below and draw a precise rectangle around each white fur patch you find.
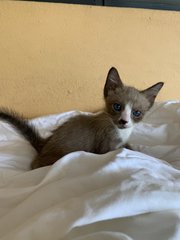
[113,103,134,149]
[121,103,133,128]
[117,126,133,147]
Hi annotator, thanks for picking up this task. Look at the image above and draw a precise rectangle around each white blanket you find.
[0,101,179,240]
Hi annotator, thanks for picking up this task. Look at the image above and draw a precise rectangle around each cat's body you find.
[0,67,164,169]
[32,112,134,168]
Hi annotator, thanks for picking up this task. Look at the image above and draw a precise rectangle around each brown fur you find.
[32,112,121,168]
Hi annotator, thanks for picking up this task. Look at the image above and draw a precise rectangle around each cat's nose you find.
[119,119,128,125]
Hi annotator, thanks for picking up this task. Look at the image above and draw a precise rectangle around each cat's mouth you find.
[118,125,130,129]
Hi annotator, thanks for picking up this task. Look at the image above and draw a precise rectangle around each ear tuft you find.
[141,82,164,105]
[104,67,123,98]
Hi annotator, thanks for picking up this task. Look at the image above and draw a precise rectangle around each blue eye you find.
[113,103,121,112]
[132,110,142,117]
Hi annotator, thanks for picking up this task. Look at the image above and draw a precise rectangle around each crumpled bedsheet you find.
[0,101,179,240]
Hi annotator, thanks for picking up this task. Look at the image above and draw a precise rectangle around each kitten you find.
[0,67,164,169]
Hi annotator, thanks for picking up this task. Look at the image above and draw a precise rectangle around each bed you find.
[0,100,179,240]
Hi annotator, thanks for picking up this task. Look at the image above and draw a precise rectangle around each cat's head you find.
[104,67,164,129]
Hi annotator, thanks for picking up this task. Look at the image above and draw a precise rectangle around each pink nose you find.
[119,119,128,125]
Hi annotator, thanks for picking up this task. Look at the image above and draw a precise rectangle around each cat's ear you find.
[104,67,124,98]
[141,82,164,105]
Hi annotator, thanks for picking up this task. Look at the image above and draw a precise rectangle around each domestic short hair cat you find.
[0,67,164,169]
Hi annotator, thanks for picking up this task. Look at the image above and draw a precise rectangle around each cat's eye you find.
[112,103,121,112]
[132,110,142,118]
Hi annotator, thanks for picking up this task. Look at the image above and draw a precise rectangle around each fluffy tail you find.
[0,108,45,152]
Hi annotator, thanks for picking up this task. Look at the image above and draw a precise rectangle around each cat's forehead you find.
[107,86,150,109]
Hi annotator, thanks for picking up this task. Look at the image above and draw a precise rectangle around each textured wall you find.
[0,1,179,117]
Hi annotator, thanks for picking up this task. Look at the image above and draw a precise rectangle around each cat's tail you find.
[0,108,45,153]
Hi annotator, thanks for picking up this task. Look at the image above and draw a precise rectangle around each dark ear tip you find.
[157,82,164,89]
[109,67,118,73]
[159,82,164,85]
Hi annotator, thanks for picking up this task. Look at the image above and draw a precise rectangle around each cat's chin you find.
[118,125,132,129]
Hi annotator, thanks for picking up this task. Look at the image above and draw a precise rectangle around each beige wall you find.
[0,1,179,117]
